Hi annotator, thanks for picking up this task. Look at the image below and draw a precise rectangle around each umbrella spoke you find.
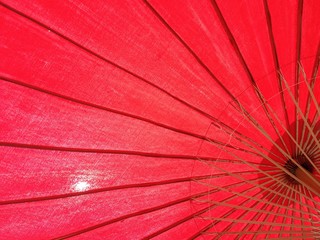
[0,141,262,164]
[145,0,291,157]
[202,191,269,239]
[189,180,286,239]
[1,0,319,239]
[2,75,265,157]
[0,141,206,159]
[143,182,265,239]
[258,83,320,185]
[294,0,304,151]
[263,0,291,130]
[270,186,296,239]
[252,184,291,239]
[279,73,320,152]
[193,170,318,216]
[203,135,320,205]
[143,0,246,109]
[219,77,320,196]
[298,61,319,152]
[200,217,313,230]
[0,2,236,132]
[204,230,315,239]
[298,186,310,239]
[210,0,291,151]
[275,73,320,187]
[289,0,302,163]
[49,182,251,239]
[0,171,238,205]
[239,193,279,238]
[0,146,260,205]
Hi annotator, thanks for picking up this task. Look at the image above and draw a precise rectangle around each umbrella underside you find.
[0,0,320,239]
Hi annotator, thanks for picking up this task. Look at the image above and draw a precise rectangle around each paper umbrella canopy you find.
[1,0,320,239]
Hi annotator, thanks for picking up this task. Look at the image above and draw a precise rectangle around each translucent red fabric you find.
[1,0,319,239]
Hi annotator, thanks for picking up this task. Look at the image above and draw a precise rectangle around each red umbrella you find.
[1,0,319,239]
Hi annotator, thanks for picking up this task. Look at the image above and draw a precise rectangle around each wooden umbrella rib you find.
[144,0,286,156]
[241,181,292,236]
[310,150,320,160]
[300,79,320,153]
[218,75,320,179]
[142,0,245,110]
[235,231,314,240]
[0,141,261,164]
[268,186,293,239]
[205,118,283,163]
[201,1,318,195]
[202,230,314,238]
[198,197,308,227]
[210,0,289,152]
[287,186,298,239]
[0,174,220,206]
[237,190,277,237]
[199,157,273,167]
[203,136,319,206]
[205,151,319,211]
[233,94,294,160]
[295,0,304,151]
[189,185,275,239]
[193,170,317,216]
[205,201,290,236]
[1,1,318,239]
[278,73,320,169]
[304,184,320,230]
[263,0,290,130]
[209,0,255,84]
[273,186,305,238]
[298,66,320,151]
[222,86,320,197]
[257,87,320,186]
[142,203,216,239]
[194,169,280,198]
[203,120,287,167]
[228,99,293,169]
[303,128,319,159]
[51,196,195,239]
[199,216,313,229]
[298,186,309,239]
[255,73,320,176]
[0,170,260,205]
[292,0,303,156]
[199,176,311,223]
[50,185,246,239]
[296,167,320,194]
[261,186,285,239]
[298,62,319,152]
[0,141,205,159]
[142,0,253,129]
[203,191,269,239]
[281,185,296,237]
[308,43,320,113]
[0,2,233,131]
[1,76,258,155]
[245,196,280,238]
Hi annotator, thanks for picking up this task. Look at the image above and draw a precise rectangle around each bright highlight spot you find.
[74,181,90,192]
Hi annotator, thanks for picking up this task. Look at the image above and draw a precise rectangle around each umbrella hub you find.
[284,155,320,194]
[284,155,313,183]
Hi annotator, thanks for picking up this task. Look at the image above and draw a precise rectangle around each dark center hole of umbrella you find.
[284,155,314,184]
